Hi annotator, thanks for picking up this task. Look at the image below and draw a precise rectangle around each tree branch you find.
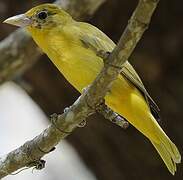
[0,0,159,178]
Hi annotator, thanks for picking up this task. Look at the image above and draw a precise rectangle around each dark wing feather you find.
[121,62,160,120]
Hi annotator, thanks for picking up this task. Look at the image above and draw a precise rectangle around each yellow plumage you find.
[4,3,181,174]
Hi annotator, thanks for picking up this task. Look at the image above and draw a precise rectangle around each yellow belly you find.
[47,48,158,142]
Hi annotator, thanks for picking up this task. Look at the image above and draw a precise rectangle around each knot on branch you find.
[27,159,46,170]
[50,113,72,134]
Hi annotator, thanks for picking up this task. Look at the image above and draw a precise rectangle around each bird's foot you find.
[77,120,87,127]
[97,50,111,61]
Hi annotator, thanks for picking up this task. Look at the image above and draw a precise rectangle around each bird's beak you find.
[3,14,32,27]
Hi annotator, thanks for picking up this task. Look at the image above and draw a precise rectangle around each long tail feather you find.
[150,127,181,175]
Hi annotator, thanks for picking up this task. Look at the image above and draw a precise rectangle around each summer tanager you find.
[4,4,181,174]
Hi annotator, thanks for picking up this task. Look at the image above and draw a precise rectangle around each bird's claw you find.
[97,50,111,61]
[77,120,87,127]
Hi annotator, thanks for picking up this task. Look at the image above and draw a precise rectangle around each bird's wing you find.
[121,62,160,120]
[77,22,160,120]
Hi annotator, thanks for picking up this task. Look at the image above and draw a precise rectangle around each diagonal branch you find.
[0,0,159,178]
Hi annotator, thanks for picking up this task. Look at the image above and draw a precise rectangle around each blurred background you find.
[0,0,182,179]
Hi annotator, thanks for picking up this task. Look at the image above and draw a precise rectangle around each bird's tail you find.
[150,125,181,175]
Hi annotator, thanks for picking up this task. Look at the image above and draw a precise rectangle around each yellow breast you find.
[30,28,104,92]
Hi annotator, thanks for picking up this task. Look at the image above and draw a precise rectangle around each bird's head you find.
[3,4,72,31]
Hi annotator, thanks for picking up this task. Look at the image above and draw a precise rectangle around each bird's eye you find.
[37,11,48,20]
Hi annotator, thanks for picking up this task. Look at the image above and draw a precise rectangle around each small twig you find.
[97,103,129,129]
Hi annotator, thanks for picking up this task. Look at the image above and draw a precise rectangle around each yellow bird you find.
[4,4,181,174]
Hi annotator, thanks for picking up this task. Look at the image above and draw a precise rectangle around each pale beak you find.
[3,14,32,27]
